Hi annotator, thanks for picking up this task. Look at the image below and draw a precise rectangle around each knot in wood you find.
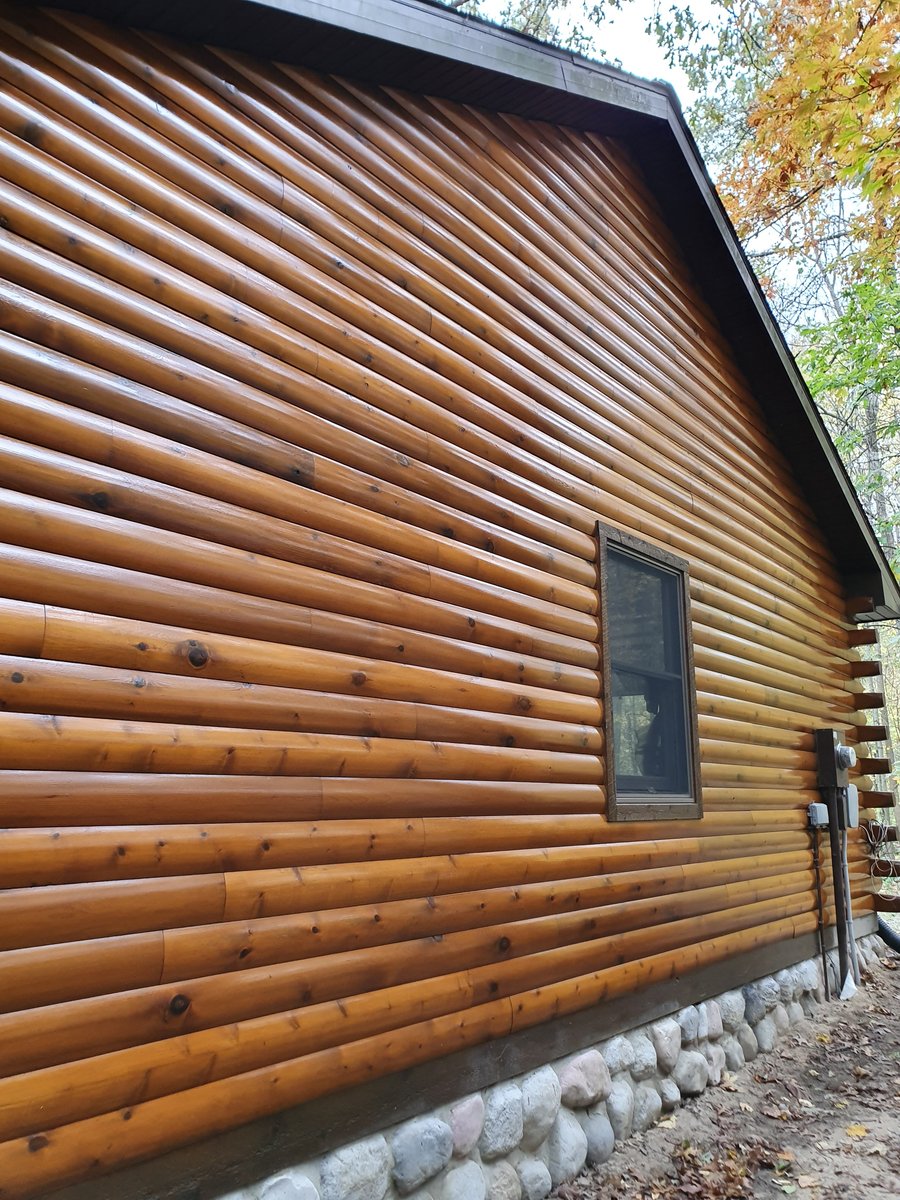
[186,642,209,669]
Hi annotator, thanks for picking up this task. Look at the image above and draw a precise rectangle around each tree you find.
[800,277,900,568]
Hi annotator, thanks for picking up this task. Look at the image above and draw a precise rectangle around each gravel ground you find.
[553,951,900,1200]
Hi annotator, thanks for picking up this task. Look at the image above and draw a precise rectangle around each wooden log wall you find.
[0,4,885,1195]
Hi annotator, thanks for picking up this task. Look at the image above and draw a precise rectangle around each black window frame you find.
[596,523,702,822]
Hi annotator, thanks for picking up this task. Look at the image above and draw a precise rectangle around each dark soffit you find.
[41,0,900,619]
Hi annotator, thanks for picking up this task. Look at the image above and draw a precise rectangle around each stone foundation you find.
[222,937,889,1200]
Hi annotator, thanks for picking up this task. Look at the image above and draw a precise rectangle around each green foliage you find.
[799,278,900,568]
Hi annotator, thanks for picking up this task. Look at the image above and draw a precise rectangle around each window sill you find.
[610,797,703,822]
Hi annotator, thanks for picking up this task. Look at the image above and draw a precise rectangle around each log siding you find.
[0,4,882,1194]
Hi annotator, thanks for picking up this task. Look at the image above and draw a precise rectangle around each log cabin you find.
[0,1,897,1197]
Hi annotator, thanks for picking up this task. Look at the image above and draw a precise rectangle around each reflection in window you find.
[601,536,699,814]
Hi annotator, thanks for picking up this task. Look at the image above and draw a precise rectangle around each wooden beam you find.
[848,628,878,647]
[857,757,892,776]
[853,693,885,710]
[860,790,896,809]
[850,660,882,679]
[846,596,875,618]
[852,725,889,744]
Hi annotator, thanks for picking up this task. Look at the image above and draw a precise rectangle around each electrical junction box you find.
[814,728,855,788]
[807,801,829,829]
[844,784,860,829]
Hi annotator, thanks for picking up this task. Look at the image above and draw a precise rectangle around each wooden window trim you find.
[596,523,703,822]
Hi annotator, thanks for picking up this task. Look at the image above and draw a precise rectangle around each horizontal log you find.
[702,787,819,810]
[0,854,810,1012]
[697,716,814,752]
[0,23,854,633]
[0,47,839,616]
[695,648,848,710]
[0,487,597,666]
[0,654,601,753]
[0,891,814,1141]
[0,813,621,888]
[0,914,813,1200]
[874,892,900,912]
[0,773,606,826]
[0,329,593,575]
[0,381,596,596]
[0,598,601,716]
[699,763,813,789]
[0,545,598,694]
[0,711,601,782]
[696,739,815,771]
[690,580,849,664]
[0,432,596,636]
[872,859,900,879]
[694,624,850,690]
[0,833,809,950]
[0,886,813,1081]
[697,671,853,723]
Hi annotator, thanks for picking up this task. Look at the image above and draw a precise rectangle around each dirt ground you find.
[554,953,900,1200]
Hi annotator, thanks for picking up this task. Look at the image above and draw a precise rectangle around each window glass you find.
[601,535,700,817]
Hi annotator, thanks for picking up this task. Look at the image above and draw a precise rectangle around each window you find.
[597,524,702,821]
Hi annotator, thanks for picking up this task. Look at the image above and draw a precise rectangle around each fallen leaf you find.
[740,1102,753,1113]
[797,1176,819,1188]
[658,1116,677,1128]
[815,1033,831,1044]
[846,1123,868,1138]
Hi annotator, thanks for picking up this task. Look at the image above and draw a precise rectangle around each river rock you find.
[515,1159,551,1200]
[600,1035,635,1075]
[520,1067,561,1150]
[392,1119,452,1194]
[717,991,745,1032]
[606,1079,634,1141]
[480,1084,523,1161]
[581,1108,615,1165]
[659,1077,681,1112]
[450,1096,484,1159]
[320,1136,391,1200]
[676,1006,700,1045]
[632,1084,662,1133]
[650,1018,681,1074]
[672,1051,708,1097]
[628,1034,658,1082]
[484,1162,520,1200]
[736,1023,758,1062]
[442,1163,485,1200]
[546,1110,587,1188]
[557,1051,610,1108]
